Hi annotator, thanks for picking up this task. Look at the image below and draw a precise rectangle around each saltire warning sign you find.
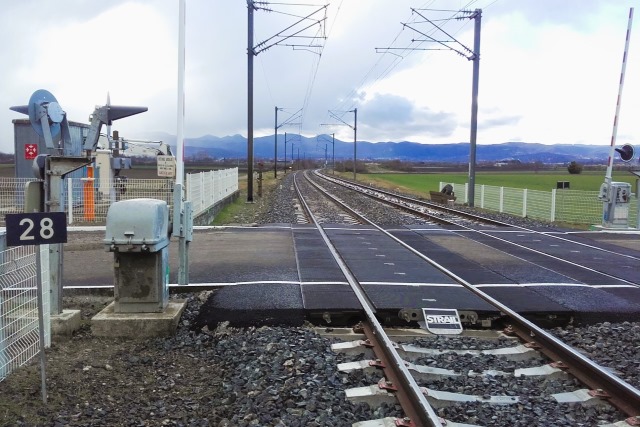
[25,144,38,160]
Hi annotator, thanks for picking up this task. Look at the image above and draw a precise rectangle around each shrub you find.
[567,161,583,174]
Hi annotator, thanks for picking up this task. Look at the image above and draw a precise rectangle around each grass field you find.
[358,171,637,194]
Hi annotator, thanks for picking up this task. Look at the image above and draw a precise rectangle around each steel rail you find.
[301,171,369,224]
[293,172,443,427]
[295,171,364,224]
[312,171,640,288]
[315,170,507,227]
[305,171,640,417]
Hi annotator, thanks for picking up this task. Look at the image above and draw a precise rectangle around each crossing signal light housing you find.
[615,144,634,162]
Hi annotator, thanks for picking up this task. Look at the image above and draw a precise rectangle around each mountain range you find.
[140,132,625,164]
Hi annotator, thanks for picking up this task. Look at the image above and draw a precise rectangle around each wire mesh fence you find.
[0,168,238,384]
[441,182,638,225]
[0,244,49,382]
[525,189,556,222]
[0,178,36,225]
[0,168,239,226]
[66,178,175,224]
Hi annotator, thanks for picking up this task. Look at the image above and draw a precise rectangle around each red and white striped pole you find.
[605,7,634,184]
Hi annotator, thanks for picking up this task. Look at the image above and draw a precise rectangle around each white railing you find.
[0,244,50,382]
[186,168,239,217]
[440,182,639,225]
[0,168,238,226]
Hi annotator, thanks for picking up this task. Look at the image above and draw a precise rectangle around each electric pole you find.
[274,106,280,178]
[321,109,357,180]
[246,1,327,201]
[468,10,482,208]
[317,133,335,173]
[247,0,255,202]
[274,107,302,178]
[379,8,482,206]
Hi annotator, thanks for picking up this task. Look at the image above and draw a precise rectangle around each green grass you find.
[359,171,637,193]
[211,194,249,224]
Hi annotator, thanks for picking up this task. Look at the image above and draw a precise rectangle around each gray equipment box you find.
[104,199,170,313]
[105,198,170,252]
[600,182,632,228]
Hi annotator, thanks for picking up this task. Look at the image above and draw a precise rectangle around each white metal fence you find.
[186,168,239,217]
[440,181,639,225]
[0,244,50,382]
[0,168,239,226]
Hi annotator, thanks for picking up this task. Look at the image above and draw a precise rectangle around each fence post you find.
[200,172,205,210]
[551,188,556,222]
[67,178,73,224]
[213,171,217,206]
[499,187,504,213]
[0,246,6,378]
[522,188,527,218]
[480,185,485,209]
[464,183,469,204]
[185,173,190,204]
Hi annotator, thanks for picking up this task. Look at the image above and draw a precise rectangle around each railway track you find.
[292,173,362,225]
[307,170,640,290]
[291,171,640,426]
[312,170,506,228]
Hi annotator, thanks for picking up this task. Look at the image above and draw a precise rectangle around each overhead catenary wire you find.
[330,0,487,119]
[329,0,439,117]
[254,1,500,143]
[251,1,330,140]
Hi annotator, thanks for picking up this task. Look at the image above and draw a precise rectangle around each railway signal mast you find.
[598,8,635,229]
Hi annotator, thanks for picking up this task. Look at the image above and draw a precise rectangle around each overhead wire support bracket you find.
[410,8,475,58]
[246,0,329,200]
[254,4,328,55]
[322,108,357,180]
[401,22,472,59]
[386,6,482,207]
[327,110,355,130]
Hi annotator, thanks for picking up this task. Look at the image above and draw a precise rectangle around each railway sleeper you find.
[331,339,541,362]
[399,343,539,362]
[337,358,570,381]
[346,379,614,410]
[354,417,480,427]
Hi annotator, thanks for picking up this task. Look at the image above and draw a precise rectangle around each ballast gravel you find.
[0,295,400,426]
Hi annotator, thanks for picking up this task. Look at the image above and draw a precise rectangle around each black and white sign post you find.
[5,212,67,404]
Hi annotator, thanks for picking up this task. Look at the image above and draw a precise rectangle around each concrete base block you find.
[51,309,82,336]
[91,300,187,339]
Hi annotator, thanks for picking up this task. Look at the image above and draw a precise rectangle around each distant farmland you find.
[359,171,637,194]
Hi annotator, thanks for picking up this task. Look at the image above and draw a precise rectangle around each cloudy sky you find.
[1,0,639,155]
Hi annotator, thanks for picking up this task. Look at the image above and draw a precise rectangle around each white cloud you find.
[1,0,639,154]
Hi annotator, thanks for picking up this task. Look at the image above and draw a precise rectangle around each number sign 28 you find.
[5,212,67,246]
